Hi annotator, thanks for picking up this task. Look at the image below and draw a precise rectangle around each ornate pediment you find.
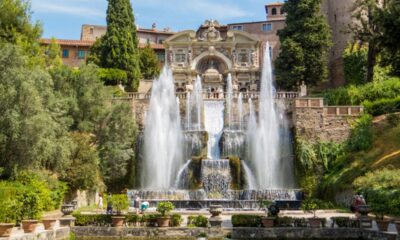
[198,20,222,42]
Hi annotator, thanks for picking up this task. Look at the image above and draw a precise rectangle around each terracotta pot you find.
[308,218,322,228]
[22,220,38,233]
[111,216,126,227]
[261,217,275,228]
[0,223,14,237]
[42,219,57,230]
[156,217,170,227]
[375,219,390,232]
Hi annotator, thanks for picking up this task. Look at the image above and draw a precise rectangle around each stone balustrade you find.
[123,91,299,100]
[295,98,364,116]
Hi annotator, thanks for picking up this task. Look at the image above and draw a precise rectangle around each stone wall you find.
[0,227,70,240]
[293,98,363,144]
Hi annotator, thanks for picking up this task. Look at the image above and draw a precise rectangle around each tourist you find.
[134,195,141,214]
[140,201,149,214]
[98,193,103,211]
[106,193,113,215]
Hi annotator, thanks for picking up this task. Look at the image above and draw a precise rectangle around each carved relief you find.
[198,20,222,42]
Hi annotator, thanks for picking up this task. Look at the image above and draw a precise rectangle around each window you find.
[78,50,85,59]
[271,8,277,15]
[262,23,273,32]
[62,49,69,58]
[146,38,150,44]
[280,8,285,15]
[90,27,94,35]
[238,49,249,63]
[158,39,164,44]
[232,25,243,31]
[157,53,165,62]
[174,53,186,63]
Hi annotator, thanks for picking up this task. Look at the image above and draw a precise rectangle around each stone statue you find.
[198,19,222,42]
[168,51,173,65]
[231,50,237,65]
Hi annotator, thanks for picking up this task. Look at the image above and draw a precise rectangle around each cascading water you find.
[204,101,225,159]
[242,161,257,189]
[142,66,183,189]
[201,160,232,199]
[226,74,233,129]
[247,42,290,188]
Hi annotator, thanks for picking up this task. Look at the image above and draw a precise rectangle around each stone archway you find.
[191,50,233,72]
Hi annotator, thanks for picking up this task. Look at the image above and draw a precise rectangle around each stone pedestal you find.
[209,205,223,228]
[59,216,76,227]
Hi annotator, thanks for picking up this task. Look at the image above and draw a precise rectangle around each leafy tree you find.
[0,44,71,177]
[349,0,384,82]
[343,42,368,85]
[97,103,137,191]
[275,0,332,90]
[59,132,101,191]
[139,44,161,80]
[96,0,141,91]
[0,0,41,45]
[377,0,400,76]
[44,37,62,68]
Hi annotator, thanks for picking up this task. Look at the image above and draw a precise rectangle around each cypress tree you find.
[139,44,161,80]
[100,0,141,91]
[275,0,332,90]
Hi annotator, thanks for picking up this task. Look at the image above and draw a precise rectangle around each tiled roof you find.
[40,38,166,50]
[40,39,95,47]
[266,2,284,6]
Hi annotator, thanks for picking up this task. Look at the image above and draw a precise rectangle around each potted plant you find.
[156,202,175,227]
[0,200,16,237]
[301,198,323,228]
[110,194,129,227]
[17,190,42,233]
[260,200,277,228]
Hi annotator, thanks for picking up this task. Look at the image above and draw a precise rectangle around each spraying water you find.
[226,74,233,129]
[142,66,183,189]
[186,92,191,130]
[248,42,281,188]
[193,75,203,130]
[238,93,243,130]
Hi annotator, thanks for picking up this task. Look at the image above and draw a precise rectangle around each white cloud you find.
[32,0,105,18]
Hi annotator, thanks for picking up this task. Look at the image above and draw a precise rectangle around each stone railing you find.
[124,91,299,100]
[295,98,364,116]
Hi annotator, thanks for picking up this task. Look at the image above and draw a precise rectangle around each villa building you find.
[40,24,174,68]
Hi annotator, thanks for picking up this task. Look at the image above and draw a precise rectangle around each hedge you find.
[73,214,112,226]
[363,96,400,116]
[231,215,262,227]
[187,215,208,227]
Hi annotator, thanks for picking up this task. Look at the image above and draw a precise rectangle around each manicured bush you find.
[156,201,175,216]
[276,216,294,227]
[139,214,159,227]
[98,68,128,85]
[363,96,400,116]
[126,214,140,224]
[110,194,129,215]
[231,215,262,227]
[187,215,208,227]
[72,213,112,226]
[170,214,183,227]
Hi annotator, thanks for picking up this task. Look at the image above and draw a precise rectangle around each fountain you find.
[132,44,297,209]
[141,66,184,189]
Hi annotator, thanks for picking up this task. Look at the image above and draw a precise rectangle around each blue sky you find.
[31,0,277,39]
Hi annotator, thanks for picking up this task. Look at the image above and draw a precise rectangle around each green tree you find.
[97,103,137,191]
[97,0,141,91]
[0,0,41,45]
[139,44,161,80]
[349,0,384,82]
[59,132,101,191]
[275,0,332,90]
[44,37,62,68]
[343,42,368,85]
[0,44,70,177]
[377,0,400,76]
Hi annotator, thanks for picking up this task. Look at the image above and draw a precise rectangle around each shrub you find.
[16,188,43,220]
[363,96,400,116]
[347,114,373,151]
[73,213,112,226]
[343,43,368,85]
[187,215,208,227]
[231,215,262,227]
[387,113,400,126]
[156,201,175,216]
[276,216,294,227]
[98,68,128,85]
[139,214,159,227]
[170,214,183,227]
[126,214,140,224]
[301,198,323,218]
[0,200,18,223]
[331,217,350,227]
[110,194,129,215]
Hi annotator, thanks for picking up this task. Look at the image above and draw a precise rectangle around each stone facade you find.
[322,0,356,87]
[293,98,363,144]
